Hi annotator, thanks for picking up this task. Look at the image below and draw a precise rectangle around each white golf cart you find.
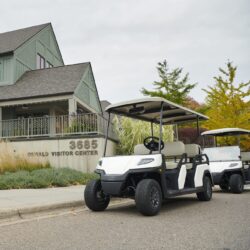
[202,128,250,193]
[84,97,213,216]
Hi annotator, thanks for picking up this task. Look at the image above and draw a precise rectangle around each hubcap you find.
[150,186,160,208]
[96,184,108,201]
[206,181,212,197]
[238,180,243,191]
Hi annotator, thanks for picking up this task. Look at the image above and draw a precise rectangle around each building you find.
[0,23,116,172]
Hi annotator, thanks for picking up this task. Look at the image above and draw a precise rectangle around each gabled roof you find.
[0,63,89,101]
[106,97,208,124]
[0,23,50,55]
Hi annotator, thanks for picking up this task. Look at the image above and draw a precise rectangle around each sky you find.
[0,0,249,104]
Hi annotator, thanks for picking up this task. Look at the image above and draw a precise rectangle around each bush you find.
[113,116,173,155]
[0,168,98,190]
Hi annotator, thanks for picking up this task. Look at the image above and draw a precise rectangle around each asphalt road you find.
[0,188,250,250]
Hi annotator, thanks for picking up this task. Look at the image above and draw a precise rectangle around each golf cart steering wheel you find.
[143,136,164,152]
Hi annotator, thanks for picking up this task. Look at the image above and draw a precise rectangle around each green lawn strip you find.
[0,168,98,190]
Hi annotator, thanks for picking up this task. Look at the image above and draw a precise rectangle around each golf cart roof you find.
[105,97,208,124]
[201,128,250,137]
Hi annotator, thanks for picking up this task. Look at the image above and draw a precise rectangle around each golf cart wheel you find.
[135,179,162,216]
[196,176,212,201]
[84,179,110,211]
[229,174,244,194]
[219,182,229,191]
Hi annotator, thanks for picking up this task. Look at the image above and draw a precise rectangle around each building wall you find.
[0,137,116,173]
[14,24,64,83]
[74,65,102,113]
[0,24,64,87]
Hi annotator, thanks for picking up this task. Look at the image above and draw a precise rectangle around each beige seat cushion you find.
[185,144,200,157]
[162,141,185,157]
[186,163,193,170]
[165,161,178,170]
[134,144,149,155]
[163,141,185,170]
[241,152,250,162]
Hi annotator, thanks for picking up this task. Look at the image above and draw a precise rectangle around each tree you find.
[203,61,250,149]
[113,116,173,155]
[141,60,197,105]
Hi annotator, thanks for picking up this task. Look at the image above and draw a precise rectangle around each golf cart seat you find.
[185,144,201,170]
[134,144,159,155]
[163,141,186,170]
[134,144,150,155]
[241,152,250,162]
[241,152,250,169]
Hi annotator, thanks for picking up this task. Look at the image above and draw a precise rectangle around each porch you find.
[0,99,116,140]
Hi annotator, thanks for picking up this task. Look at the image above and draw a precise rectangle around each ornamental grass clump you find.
[0,149,51,174]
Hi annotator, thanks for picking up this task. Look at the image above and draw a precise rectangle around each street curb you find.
[0,200,85,220]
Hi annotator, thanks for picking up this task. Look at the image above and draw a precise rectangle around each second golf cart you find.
[202,128,250,193]
[85,97,213,216]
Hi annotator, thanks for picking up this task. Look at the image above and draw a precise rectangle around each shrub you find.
[0,168,98,190]
[113,116,173,155]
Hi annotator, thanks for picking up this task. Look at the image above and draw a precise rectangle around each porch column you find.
[68,98,77,115]
[0,107,2,138]
[49,107,56,136]
[68,98,77,128]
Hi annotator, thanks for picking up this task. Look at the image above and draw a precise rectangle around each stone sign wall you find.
[0,137,116,173]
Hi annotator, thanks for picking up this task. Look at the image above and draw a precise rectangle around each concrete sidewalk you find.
[0,185,85,220]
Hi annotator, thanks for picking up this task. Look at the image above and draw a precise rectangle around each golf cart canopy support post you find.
[103,112,111,157]
[158,102,164,152]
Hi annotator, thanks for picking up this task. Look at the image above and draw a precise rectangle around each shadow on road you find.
[105,196,201,215]
[213,188,250,194]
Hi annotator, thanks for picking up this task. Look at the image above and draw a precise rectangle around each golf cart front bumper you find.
[95,169,126,196]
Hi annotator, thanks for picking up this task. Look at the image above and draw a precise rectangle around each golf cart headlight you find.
[138,158,154,165]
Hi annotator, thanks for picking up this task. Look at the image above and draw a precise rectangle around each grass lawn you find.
[0,168,98,189]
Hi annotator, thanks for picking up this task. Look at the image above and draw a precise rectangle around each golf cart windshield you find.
[203,146,241,162]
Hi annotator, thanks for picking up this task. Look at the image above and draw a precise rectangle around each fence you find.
[0,113,117,140]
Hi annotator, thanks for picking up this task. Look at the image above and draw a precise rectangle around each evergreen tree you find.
[141,60,197,105]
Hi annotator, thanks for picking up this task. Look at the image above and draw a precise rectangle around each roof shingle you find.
[0,23,49,55]
[0,63,89,102]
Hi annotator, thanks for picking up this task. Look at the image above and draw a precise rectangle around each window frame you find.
[36,54,46,69]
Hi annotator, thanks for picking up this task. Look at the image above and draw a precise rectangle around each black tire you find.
[219,182,229,191]
[135,179,162,216]
[229,174,244,194]
[196,176,212,201]
[84,179,110,211]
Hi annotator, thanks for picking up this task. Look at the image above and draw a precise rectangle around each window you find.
[46,61,53,68]
[36,54,45,69]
